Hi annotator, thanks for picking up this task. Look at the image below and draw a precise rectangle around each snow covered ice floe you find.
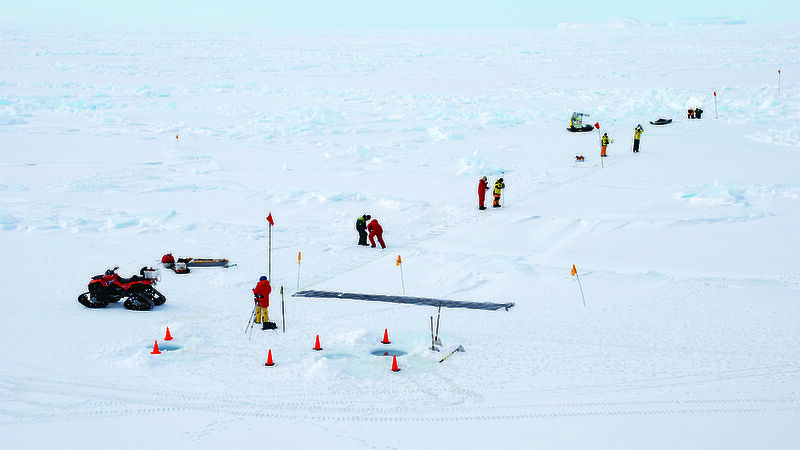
[1,23,799,449]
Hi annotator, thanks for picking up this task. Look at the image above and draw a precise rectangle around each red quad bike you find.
[77,267,166,311]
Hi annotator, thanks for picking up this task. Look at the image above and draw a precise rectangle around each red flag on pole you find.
[594,122,600,129]
[778,69,781,74]
[266,213,274,226]
[713,91,716,97]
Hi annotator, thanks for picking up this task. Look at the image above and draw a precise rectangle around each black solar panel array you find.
[293,290,514,311]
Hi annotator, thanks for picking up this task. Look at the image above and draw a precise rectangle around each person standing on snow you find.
[367,217,386,249]
[687,108,695,119]
[694,107,703,119]
[355,214,371,246]
[478,176,489,210]
[633,124,644,153]
[601,133,612,157]
[253,276,275,330]
[493,177,505,208]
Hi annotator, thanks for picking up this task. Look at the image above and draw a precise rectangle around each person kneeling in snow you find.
[253,276,276,330]
[368,217,386,249]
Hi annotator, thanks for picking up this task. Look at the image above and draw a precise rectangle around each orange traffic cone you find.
[150,340,161,354]
[381,328,391,344]
[313,335,322,351]
[164,327,173,341]
[265,349,275,366]
[391,355,400,372]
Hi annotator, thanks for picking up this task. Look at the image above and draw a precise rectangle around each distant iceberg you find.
[557,17,647,29]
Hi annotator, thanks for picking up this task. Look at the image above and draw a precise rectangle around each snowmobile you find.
[77,267,166,311]
[567,112,595,132]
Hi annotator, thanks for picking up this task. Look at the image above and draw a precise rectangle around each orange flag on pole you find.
[396,255,405,294]
[296,251,302,291]
[571,264,585,307]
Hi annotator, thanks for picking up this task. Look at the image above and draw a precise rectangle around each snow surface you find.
[1,23,799,449]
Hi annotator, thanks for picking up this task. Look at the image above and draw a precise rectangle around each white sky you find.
[2,0,798,29]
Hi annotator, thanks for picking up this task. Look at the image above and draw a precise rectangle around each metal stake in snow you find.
[296,251,301,291]
[430,316,439,351]
[434,301,442,346]
[595,122,603,168]
[571,264,586,307]
[778,69,781,96]
[500,171,505,207]
[396,255,405,295]
[280,285,285,333]
[266,212,274,281]
[713,91,718,119]
[175,133,179,152]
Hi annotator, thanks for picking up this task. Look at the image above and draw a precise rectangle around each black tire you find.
[78,292,109,309]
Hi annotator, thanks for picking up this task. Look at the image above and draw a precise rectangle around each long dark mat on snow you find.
[292,290,514,311]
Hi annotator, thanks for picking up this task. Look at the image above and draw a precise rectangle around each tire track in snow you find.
[1,372,799,426]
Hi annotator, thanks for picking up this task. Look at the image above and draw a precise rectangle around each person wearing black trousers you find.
[356,214,371,246]
[633,124,644,153]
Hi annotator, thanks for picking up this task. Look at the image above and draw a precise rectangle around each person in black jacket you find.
[356,214,371,246]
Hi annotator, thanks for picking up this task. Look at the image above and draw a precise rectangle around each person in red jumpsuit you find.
[367,218,386,249]
[478,176,489,210]
[253,276,275,330]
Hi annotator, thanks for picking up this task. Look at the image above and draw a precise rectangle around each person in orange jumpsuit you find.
[367,218,386,249]
[253,276,275,330]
